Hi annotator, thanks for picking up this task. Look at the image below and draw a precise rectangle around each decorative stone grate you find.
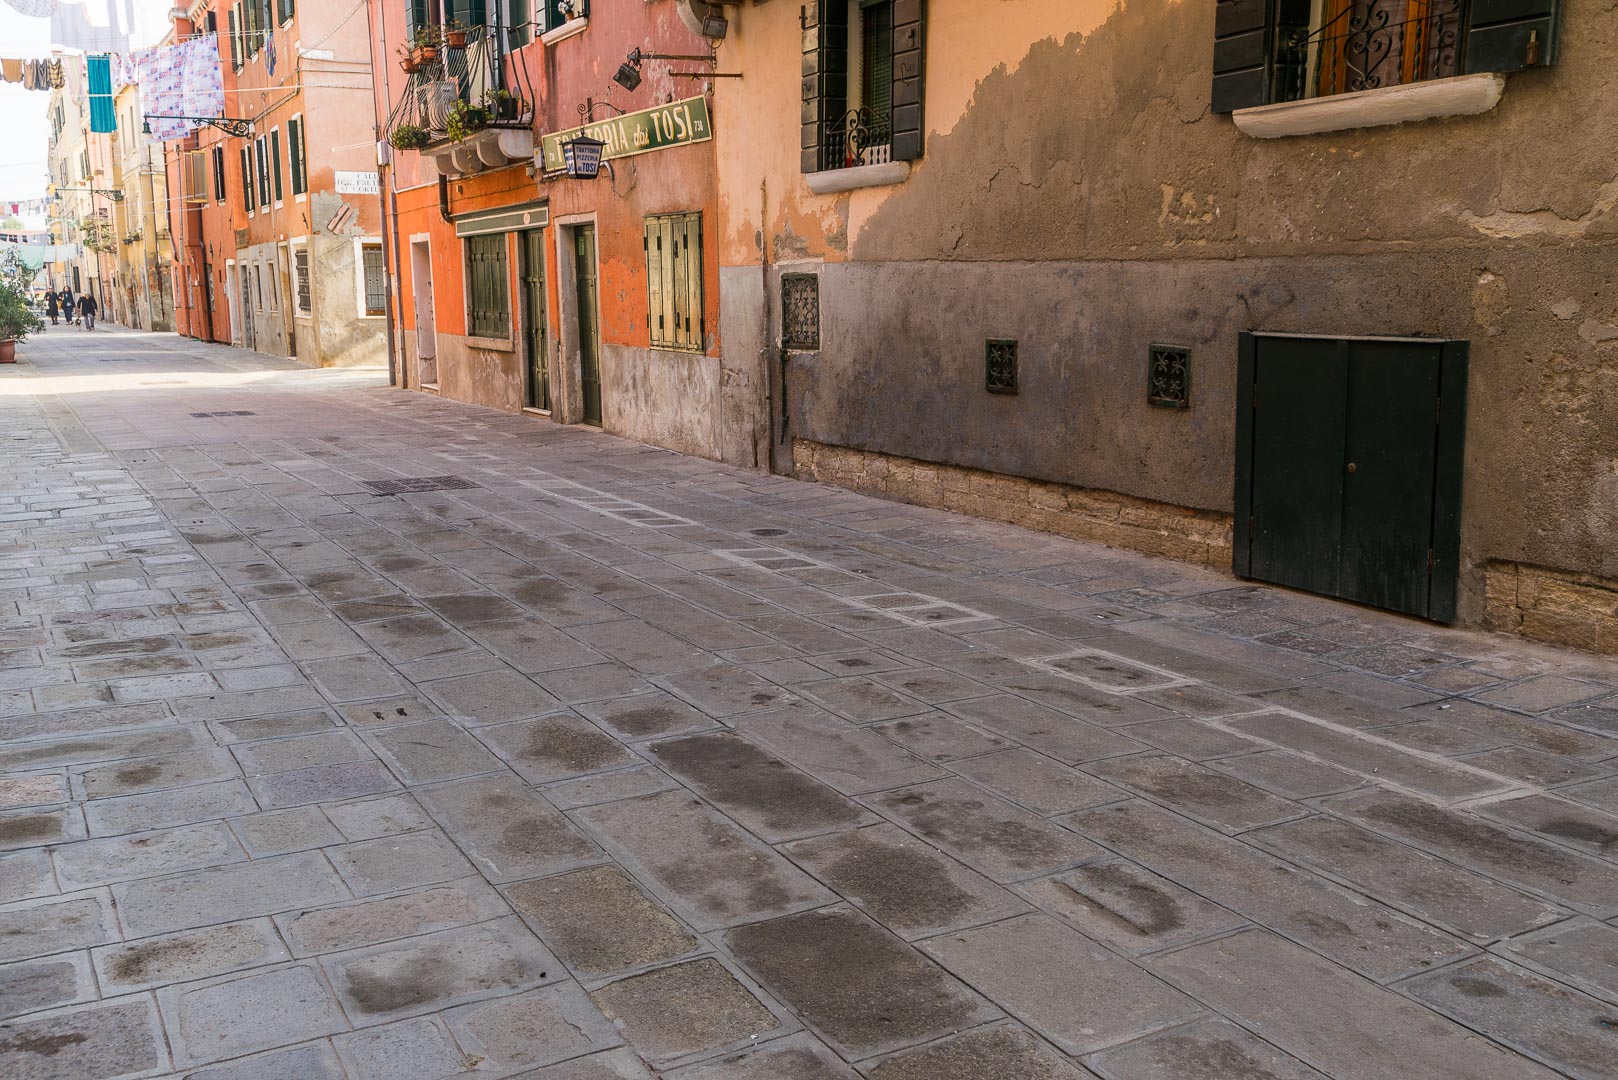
[782,274,821,351]
[361,476,481,495]
[986,339,1019,395]
[1148,345,1190,409]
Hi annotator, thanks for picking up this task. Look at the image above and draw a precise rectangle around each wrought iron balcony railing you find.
[385,24,534,152]
[823,107,893,172]
[1276,0,1467,103]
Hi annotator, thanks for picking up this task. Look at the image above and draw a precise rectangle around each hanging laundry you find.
[137,36,224,141]
[2,0,56,17]
[50,0,132,54]
[50,58,63,86]
[265,28,275,76]
[1,59,21,83]
[86,54,114,132]
[110,50,138,87]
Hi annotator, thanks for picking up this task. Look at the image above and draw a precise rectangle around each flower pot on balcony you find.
[399,56,420,74]
[411,44,439,65]
[444,28,467,47]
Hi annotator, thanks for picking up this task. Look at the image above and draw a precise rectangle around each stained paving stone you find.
[181,1041,345,1080]
[865,1024,1097,1080]
[113,850,349,937]
[246,761,399,808]
[421,668,562,724]
[327,829,476,895]
[727,704,944,794]
[1132,682,1259,720]
[214,710,339,743]
[93,918,287,992]
[950,749,1123,815]
[1246,815,1565,943]
[649,732,867,842]
[590,957,782,1066]
[1401,698,1618,760]
[0,953,95,1020]
[1083,1017,1327,1080]
[1475,675,1610,713]
[871,713,1014,761]
[1150,931,1556,1080]
[477,713,642,783]
[0,849,55,904]
[0,893,120,962]
[230,731,372,775]
[991,674,1176,728]
[871,777,1101,882]
[444,984,624,1073]
[1552,699,1618,736]
[1472,793,1618,857]
[725,906,998,1059]
[0,774,69,810]
[1458,746,1609,787]
[506,865,698,977]
[782,823,1025,939]
[543,765,681,809]
[0,805,84,850]
[1067,801,1474,981]
[277,877,509,956]
[333,1015,467,1080]
[339,694,443,728]
[0,998,165,1080]
[1324,789,1618,915]
[366,719,504,784]
[80,779,257,837]
[415,774,600,882]
[0,725,211,772]
[575,691,716,740]
[1496,916,1618,1004]
[1019,858,1243,953]
[1207,749,1364,799]
[661,664,796,717]
[943,694,1146,764]
[922,913,1201,1055]
[1403,957,1618,1080]
[322,917,558,1023]
[796,677,931,723]
[1083,754,1304,832]
[229,806,345,856]
[160,960,348,1066]
[576,790,831,931]
[532,663,658,706]
[52,821,243,890]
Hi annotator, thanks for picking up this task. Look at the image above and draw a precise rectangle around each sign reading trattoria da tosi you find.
[539,96,712,174]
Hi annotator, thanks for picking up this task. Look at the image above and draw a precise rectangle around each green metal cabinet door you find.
[1236,334,1467,622]
[521,228,548,411]
[574,226,602,426]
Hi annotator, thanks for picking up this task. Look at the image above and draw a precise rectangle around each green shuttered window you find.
[802,0,925,173]
[466,233,511,339]
[644,212,704,352]
[287,117,307,197]
[270,129,283,203]
[240,146,254,212]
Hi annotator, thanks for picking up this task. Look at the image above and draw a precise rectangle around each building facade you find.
[165,0,387,366]
[370,0,735,458]
[45,57,112,304]
[113,79,175,331]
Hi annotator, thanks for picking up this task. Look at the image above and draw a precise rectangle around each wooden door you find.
[573,225,601,426]
[521,228,548,411]
[1235,333,1468,621]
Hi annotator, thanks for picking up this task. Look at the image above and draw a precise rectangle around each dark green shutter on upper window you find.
[801,0,848,173]
[1465,0,1560,72]
[271,129,283,202]
[241,147,254,212]
[1210,0,1308,114]
[276,0,293,24]
[288,118,305,196]
[227,7,241,70]
[889,0,924,160]
[644,213,704,352]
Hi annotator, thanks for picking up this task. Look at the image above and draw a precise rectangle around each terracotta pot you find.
[445,29,467,47]
[400,56,419,74]
[0,340,15,364]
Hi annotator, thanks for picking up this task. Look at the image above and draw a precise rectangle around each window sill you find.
[465,334,514,352]
[521,406,551,417]
[420,381,440,392]
[805,161,911,195]
[1231,73,1507,139]
[541,18,587,46]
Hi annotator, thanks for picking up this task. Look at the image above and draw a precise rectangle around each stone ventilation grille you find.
[361,476,482,495]
[986,339,1018,394]
[1148,346,1190,409]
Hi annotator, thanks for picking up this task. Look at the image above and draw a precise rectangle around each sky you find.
[0,0,172,224]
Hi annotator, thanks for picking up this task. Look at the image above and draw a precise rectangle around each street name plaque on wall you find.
[538,96,713,174]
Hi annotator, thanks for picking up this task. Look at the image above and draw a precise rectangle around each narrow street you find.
[5,328,1618,1080]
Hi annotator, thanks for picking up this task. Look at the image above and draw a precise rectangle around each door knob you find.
[1346,463,1357,474]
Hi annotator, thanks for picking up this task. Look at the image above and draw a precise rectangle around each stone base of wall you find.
[793,440,1233,569]
[1484,561,1618,655]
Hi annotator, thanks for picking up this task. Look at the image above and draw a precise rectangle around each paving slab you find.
[725,906,999,1060]
[1018,858,1244,953]
[865,1024,1098,1079]
[228,805,345,856]
[0,804,84,850]
[0,998,166,1080]
[1496,916,1618,1004]
[943,694,1146,763]
[590,957,784,1067]
[649,732,868,842]
[0,892,120,962]
[1472,793,1618,857]
[729,704,945,794]
[1084,754,1304,831]
[276,877,509,956]
[444,984,624,1074]
[1149,930,1556,1080]
[113,850,349,937]
[0,952,97,1020]
[661,1032,855,1079]
[326,829,476,895]
[52,822,242,890]
[1083,1017,1326,1080]
[949,748,1123,814]
[415,774,600,882]
[476,713,642,783]
[93,918,288,993]
[160,960,347,1066]
[180,1042,345,1080]
[506,865,698,978]
[332,1015,466,1080]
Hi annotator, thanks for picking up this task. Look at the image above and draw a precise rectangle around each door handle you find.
[1346,462,1357,474]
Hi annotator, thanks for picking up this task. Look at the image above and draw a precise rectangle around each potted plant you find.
[0,256,43,363]
[443,20,467,48]
[444,99,490,142]
[389,124,431,150]
[481,87,519,122]
[410,27,440,65]
[399,52,420,74]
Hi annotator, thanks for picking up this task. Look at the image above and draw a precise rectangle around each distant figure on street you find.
[77,292,97,331]
[59,289,74,324]
[44,291,57,325]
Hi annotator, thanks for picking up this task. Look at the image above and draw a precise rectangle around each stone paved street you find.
[5,328,1618,1080]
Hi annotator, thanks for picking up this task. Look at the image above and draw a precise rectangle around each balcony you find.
[385,24,534,177]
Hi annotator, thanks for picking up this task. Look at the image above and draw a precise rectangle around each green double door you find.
[573,225,601,426]
[1235,333,1468,622]
[520,229,548,411]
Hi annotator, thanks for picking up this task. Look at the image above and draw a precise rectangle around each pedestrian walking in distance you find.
[78,292,97,331]
[44,291,58,325]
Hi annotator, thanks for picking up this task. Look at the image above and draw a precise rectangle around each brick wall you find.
[1484,561,1618,655]
[792,440,1233,569]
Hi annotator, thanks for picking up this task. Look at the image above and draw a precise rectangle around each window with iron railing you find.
[361,244,386,317]
[294,246,310,313]
[802,0,925,174]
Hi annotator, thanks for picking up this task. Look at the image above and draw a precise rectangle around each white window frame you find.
[290,236,312,318]
[354,238,386,320]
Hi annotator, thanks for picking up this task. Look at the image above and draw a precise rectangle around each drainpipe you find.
[365,0,400,388]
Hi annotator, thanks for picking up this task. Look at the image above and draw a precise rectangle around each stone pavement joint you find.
[2,329,1617,1078]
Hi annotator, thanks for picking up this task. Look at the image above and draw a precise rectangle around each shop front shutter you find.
[889,0,924,160]
[1464,0,1560,73]
[801,0,848,173]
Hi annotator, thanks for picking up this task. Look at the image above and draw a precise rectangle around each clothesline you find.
[0,58,65,89]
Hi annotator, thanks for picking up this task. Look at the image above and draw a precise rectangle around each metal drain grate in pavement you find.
[749,528,789,537]
[361,476,481,495]
[189,411,258,418]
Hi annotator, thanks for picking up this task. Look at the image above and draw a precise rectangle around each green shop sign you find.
[539,96,713,173]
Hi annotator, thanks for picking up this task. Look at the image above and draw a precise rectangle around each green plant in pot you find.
[444,100,490,142]
[0,253,44,362]
[390,124,431,150]
[481,87,519,121]
[443,19,467,47]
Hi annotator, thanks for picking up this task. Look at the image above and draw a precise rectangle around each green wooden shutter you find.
[801,0,848,173]
[1211,0,1309,113]
[1464,0,1559,73]
[241,147,254,211]
[644,213,704,351]
[889,0,923,160]
[270,129,283,202]
[227,7,240,70]
[288,118,305,196]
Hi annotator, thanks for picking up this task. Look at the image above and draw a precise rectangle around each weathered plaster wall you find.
[714,0,1618,633]
[599,344,722,459]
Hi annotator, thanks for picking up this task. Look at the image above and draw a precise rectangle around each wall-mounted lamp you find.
[143,113,253,138]
[611,47,742,93]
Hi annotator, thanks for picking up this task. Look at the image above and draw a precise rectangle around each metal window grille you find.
[294,248,311,313]
[1148,345,1190,408]
[644,212,704,352]
[781,274,820,350]
[362,245,386,317]
[986,339,1018,394]
[466,233,510,338]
